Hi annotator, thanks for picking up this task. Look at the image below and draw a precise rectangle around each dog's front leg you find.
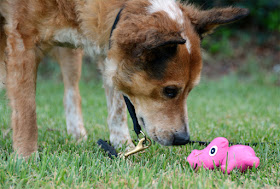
[104,84,134,149]
[5,33,39,158]
[51,47,87,140]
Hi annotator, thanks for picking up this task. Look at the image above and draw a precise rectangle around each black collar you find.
[109,7,124,49]
[109,7,142,136]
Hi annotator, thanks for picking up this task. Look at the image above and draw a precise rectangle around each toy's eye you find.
[209,146,218,156]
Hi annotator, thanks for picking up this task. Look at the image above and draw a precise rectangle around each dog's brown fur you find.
[0,0,249,157]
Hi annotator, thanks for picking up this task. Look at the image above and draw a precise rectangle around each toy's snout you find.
[187,149,202,169]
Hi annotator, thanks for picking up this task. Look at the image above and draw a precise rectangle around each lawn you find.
[0,75,279,188]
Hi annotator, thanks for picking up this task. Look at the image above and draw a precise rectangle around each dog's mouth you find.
[137,117,189,146]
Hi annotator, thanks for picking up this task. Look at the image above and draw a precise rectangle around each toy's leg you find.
[221,161,237,174]
[52,47,87,140]
[243,157,260,170]
[6,32,39,158]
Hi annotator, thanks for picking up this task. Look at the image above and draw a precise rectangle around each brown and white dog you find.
[0,0,248,158]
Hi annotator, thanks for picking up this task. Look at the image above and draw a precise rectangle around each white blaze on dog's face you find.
[107,0,249,145]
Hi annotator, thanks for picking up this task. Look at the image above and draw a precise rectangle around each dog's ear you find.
[185,6,249,37]
[129,31,186,79]
[140,31,186,50]
[115,15,187,56]
[133,30,186,56]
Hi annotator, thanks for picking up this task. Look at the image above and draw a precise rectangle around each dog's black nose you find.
[172,132,190,145]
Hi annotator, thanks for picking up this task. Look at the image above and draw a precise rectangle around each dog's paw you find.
[68,125,88,141]
[110,135,135,151]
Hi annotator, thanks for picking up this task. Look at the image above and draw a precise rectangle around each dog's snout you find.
[172,132,190,145]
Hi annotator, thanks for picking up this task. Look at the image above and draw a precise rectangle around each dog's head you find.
[106,0,249,146]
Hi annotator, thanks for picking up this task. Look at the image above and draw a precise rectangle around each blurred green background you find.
[38,0,280,86]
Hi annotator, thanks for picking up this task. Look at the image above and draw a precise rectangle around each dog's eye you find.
[209,146,218,157]
[163,86,179,99]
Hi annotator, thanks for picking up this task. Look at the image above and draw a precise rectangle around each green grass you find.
[0,75,279,188]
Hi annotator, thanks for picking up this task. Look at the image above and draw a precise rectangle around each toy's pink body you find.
[187,137,260,174]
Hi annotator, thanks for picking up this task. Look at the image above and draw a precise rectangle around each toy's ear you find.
[184,6,249,38]
[221,141,229,148]
[211,137,229,148]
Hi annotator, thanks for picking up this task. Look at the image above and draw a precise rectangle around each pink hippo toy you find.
[187,137,260,174]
